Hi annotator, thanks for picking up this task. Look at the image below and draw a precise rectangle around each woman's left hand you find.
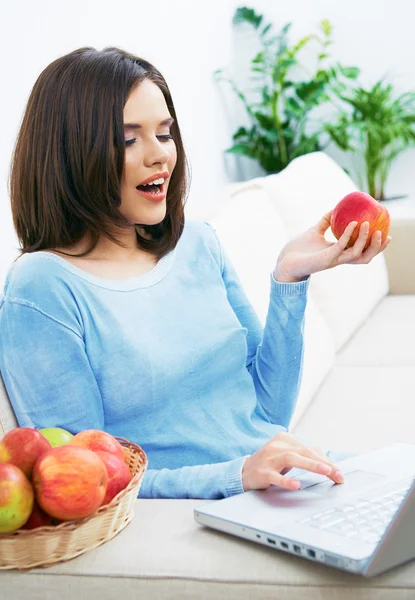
[273,210,392,283]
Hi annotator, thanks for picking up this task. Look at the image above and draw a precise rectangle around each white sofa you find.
[1,152,415,598]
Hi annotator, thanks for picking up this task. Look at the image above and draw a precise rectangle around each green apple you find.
[39,427,73,447]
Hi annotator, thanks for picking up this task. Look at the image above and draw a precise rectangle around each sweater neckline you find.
[23,249,176,291]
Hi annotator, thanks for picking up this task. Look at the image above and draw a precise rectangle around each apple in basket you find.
[32,445,108,521]
[70,429,126,462]
[39,426,74,447]
[95,450,132,506]
[0,463,34,533]
[0,427,52,478]
[21,499,57,530]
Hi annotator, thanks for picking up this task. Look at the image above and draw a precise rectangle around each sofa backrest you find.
[233,152,390,351]
[209,181,335,429]
[0,374,18,436]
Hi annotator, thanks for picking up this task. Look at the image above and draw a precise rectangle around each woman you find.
[0,47,390,499]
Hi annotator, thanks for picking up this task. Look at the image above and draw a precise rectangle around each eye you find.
[157,134,173,142]
[125,134,173,147]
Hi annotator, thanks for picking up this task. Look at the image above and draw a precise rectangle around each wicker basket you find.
[0,436,147,571]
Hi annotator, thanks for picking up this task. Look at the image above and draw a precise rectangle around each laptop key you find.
[303,478,414,540]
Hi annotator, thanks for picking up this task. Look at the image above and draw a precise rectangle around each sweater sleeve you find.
[0,298,246,499]
[205,223,309,429]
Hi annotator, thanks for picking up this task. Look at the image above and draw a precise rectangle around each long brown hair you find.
[9,46,190,260]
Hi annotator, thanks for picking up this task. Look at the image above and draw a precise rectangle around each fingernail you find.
[334,470,344,483]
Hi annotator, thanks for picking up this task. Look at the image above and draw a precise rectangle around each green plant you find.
[325,80,415,200]
[214,7,359,174]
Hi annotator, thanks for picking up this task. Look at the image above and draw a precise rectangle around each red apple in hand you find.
[0,427,52,478]
[70,430,125,462]
[331,191,390,251]
[0,463,34,533]
[95,450,132,506]
[32,445,108,521]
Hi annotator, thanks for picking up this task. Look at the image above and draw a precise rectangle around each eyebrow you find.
[124,117,174,131]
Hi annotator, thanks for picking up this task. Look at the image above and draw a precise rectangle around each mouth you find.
[135,181,166,202]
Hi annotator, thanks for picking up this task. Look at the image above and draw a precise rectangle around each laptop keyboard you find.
[298,477,414,546]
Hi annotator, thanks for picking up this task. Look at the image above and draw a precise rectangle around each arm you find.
[140,458,245,499]
[0,299,246,499]
[205,223,309,428]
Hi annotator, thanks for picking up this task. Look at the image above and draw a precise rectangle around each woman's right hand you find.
[242,431,345,492]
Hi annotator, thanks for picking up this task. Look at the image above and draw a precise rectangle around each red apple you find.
[32,445,108,521]
[21,499,56,529]
[70,430,125,462]
[331,191,390,251]
[95,450,132,506]
[0,463,34,533]
[0,427,52,478]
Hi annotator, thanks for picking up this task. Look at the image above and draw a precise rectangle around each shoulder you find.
[1,252,79,319]
[180,220,223,272]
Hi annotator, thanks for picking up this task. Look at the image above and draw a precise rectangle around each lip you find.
[137,171,170,186]
[135,182,166,203]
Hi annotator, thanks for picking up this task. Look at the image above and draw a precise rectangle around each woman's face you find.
[120,79,177,227]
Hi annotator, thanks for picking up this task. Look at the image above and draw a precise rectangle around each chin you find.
[130,205,167,227]
[138,214,166,227]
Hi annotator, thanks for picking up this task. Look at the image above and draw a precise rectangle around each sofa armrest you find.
[384,218,415,294]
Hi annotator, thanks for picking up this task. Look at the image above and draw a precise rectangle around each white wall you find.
[1,0,415,287]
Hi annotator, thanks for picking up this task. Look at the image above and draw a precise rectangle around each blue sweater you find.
[0,221,309,499]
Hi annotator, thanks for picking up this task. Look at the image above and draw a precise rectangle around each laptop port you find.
[307,549,316,558]
[293,545,301,554]
[280,541,289,549]
[267,538,276,545]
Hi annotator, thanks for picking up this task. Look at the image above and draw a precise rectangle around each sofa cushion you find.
[337,295,415,367]
[292,295,415,453]
[0,375,17,436]
[251,152,390,351]
[209,181,335,428]
[2,498,415,598]
[292,363,415,456]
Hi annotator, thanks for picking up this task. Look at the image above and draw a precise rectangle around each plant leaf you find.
[225,143,256,158]
[233,7,263,29]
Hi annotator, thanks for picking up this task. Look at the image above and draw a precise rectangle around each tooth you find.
[139,177,165,187]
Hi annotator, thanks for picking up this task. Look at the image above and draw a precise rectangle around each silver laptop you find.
[194,443,415,577]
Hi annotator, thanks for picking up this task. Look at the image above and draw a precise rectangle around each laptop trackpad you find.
[304,469,386,497]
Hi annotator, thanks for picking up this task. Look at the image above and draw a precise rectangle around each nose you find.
[144,138,170,167]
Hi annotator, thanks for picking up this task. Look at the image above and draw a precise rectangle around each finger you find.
[354,228,382,263]
[326,220,358,261]
[275,451,344,484]
[379,235,392,252]
[349,232,391,264]
[305,446,341,471]
[269,471,302,490]
[347,221,370,259]
[275,435,340,472]
[314,210,333,234]
[287,448,344,483]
